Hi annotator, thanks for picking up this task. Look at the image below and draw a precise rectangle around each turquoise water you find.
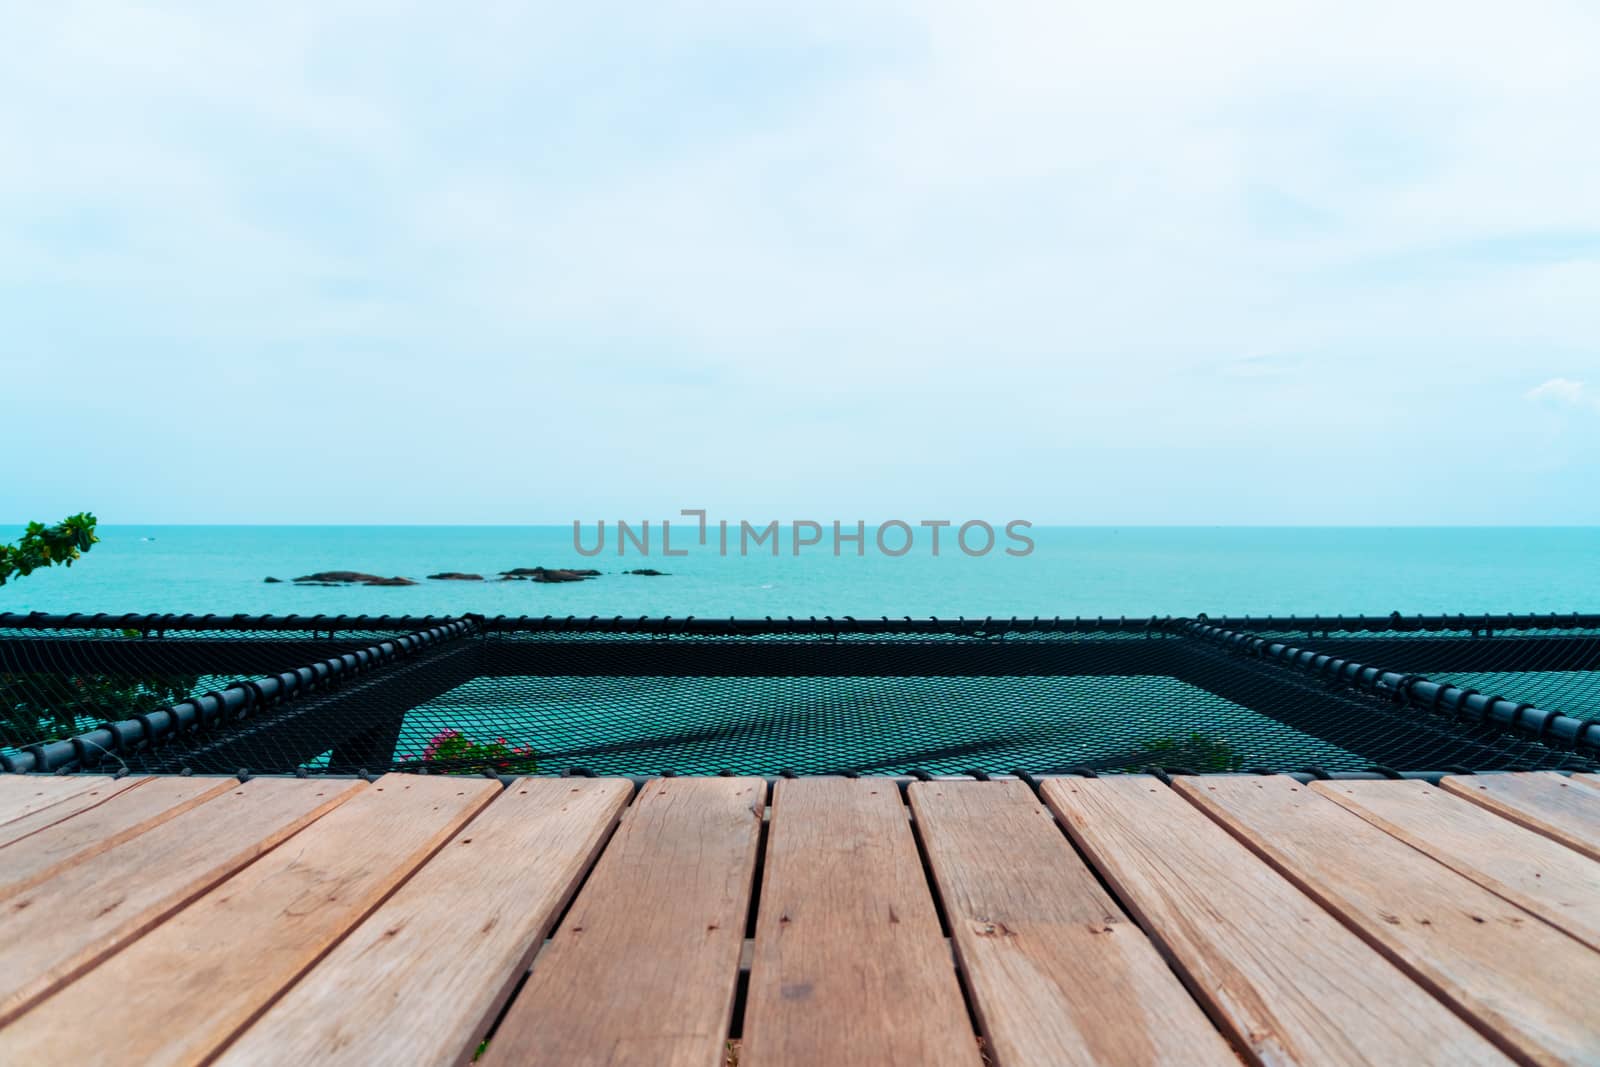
[3,525,1596,617]
[6,525,1597,773]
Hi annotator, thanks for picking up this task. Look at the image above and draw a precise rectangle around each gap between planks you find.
[0,775,129,827]
[481,776,765,1067]
[2,776,498,1067]
[1043,775,1511,1067]
[0,775,150,849]
[909,779,1238,1066]
[0,777,366,1026]
[740,777,982,1067]
[1176,775,1598,1066]
[1439,772,1600,862]
[1311,778,1600,953]
[219,777,633,1067]
[0,777,242,903]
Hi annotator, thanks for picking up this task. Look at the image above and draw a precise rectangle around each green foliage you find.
[0,513,198,751]
[419,728,539,774]
[1120,732,1241,773]
[0,513,99,586]
[0,513,150,747]
[1,671,200,749]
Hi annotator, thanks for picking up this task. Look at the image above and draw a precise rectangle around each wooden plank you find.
[0,775,108,825]
[1041,777,1509,1067]
[0,776,148,849]
[483,777,764,1067]
[741,778,982,1067]
[908,781,1234,1066]
[0,776,363,1025]
[220,778,632,1067]
[1440,773,1600,861]
[0,777,239,902]
[1,775,498,1067]
[1178,775,1600,1066]
[1313,779,1600,951]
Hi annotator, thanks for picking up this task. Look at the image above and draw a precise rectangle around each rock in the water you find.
[427,572,484,581]
[263,577,283,583]
[625,568,669,576]
[293,571,386,584]
[498,566,597,583]
[533,570,587,583]
[291,571,418,586]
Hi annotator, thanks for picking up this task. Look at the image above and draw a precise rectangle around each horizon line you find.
[9,522,1600,530]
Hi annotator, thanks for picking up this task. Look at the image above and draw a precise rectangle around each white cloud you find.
[1526,378,1600,412]
[3,1,1600,520]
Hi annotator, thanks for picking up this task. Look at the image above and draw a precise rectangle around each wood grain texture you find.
[1,775,497,1067]
[1313,778,1600,951]
[221,778,632,1067]
[1042,776,1509,1067]
[0,776,148,850]
[483,777,764,1067]
[0,776,362,1025]
[741,778,982,1067]
[0,777,238,902]
[1440,773,1600,862]
[0,775,108,826]
[908,781,1235,1067]
[1178,775,1600,1066]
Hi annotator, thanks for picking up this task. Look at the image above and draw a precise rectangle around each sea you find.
[4,525,1596,619]
[6,525,1598,774]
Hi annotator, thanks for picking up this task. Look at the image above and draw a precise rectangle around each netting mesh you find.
[0,625,403,755]
[390,674,1357,776]
[3,615,1596,776]
[1245,626,1600,723]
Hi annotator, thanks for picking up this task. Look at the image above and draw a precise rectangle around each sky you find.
[2,1,1598,526]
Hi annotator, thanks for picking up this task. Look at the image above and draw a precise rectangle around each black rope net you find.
[2,614,1596,777]
[0,622,410,756]
[1243,624,1600,724]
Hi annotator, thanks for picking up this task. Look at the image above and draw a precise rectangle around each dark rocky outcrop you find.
[292,571,417,586]
[263,577,282,583]
[427,572,484,581]
[625,568,669,576]
[294,571,386,583]
[498,567,599,583]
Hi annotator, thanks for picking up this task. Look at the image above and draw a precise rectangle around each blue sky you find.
[3,1,1598,525]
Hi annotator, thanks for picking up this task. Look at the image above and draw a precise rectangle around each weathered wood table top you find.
[1,771,1596,1065]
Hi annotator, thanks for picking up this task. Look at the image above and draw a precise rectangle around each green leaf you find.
[0,513,99,587]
